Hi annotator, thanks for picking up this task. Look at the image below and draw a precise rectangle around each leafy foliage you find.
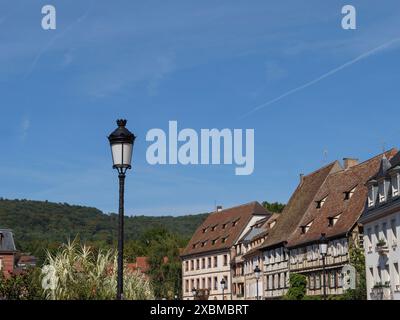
[262,201,285,213]
[0,198,207,263]
[283,273,307,300]
[0,268,43,300]
[342,244,367,300]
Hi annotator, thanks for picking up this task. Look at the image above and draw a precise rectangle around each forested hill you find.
[0,198,208,252]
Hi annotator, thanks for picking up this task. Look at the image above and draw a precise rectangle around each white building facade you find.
[360,154,400,300]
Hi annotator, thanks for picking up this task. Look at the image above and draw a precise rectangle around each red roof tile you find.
[287,149,398,247]
[181,202,270,257]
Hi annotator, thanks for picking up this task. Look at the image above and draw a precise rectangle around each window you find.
[366,228,372,250]
[208,277,212,290]
[191,260,194,271]
[212,238,218,245]
[316,196,327,209]
[329,271,336,288]
[202,227,208,233]
[222,223,227,229]
[368,184,377,207]
[208,257,212,268]
[202,278,206,289]
[201,240,207,247]
[391,219,397,243]
[201,258,205,269]
[223,276,228,290]
[221,236,229,243]
[301,221,313,234]
[382,222,387,241]
[185,280,189,292]
[196,259,200,270]
[191,279,194,290]
[309,274,315,289]
[214,277,218,290]
[374,225,379,245]
[344,186,357,200]
[394,263,400,286]
[379,180,388,203]
[392,173,400,197]
[315,274,321,289]
[328,214,341,227]
[232,218,240,227]
[214,256,218,268]
[196,278,200,289]
[185,261,189,272]
[223,255,228,266]
[211,225,217,231]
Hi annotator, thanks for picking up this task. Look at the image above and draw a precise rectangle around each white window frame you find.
[392,173,400,197]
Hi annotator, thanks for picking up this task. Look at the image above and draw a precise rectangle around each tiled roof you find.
[0,229,16,252]
[241,214,281,258]
[287,149,398,247]
[259,161,341,250]
[181,202,270,257]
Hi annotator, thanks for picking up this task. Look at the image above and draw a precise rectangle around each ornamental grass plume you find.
[41,239,154,300]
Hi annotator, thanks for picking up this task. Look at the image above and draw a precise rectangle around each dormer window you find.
[269,220,276,229]
[316,197,327,209]
[211,224,218,231]
[368,182,378,207]
[344,186,357,200]
[202,227,209,233]
[201,240,208,247]
[232,218,240,227]
[212,238,219,245]
[391,171,400,197]
[378,179,389,203]
[300,221,313,234]
[221,235,229,243]
[222,223,227,229]
[328,214,341,227]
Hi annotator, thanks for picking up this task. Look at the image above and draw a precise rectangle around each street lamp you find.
[108,119,136,300]
[220,278,226,300]
[319,233,328,300]
[254,265,261,300]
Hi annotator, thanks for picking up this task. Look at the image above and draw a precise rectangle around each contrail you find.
[241,37,400,119]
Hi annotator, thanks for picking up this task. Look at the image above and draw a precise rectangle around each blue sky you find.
[0,1,400,216]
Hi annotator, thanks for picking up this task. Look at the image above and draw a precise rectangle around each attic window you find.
[201,240,208,247]
[269,220,276,229]
[212,238,219,245]
[328,214,341,227]
[202,227,209,233]
[301,221,313,234]
[344,186,357,200]
[192,243,197,249]
[222,223,227,229]
[221,236,229,243]
[211,225,218,231]
[316,197,327,209]
[232,218,240,227]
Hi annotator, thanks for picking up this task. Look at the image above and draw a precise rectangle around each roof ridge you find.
[302,160,340,178]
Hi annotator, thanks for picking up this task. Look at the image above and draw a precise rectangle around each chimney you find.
[216,205,223,212]
[343,158,359,169]
[299,173,304,184]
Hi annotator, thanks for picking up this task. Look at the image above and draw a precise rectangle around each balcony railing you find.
[370,283,392,300]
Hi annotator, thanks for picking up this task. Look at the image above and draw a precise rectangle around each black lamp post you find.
[254,265,261,300]
[220,278,226,300]
[319,233,328,300]
[108,119,136,300]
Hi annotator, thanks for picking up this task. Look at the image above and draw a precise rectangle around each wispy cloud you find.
[20,116,30,142]
[241,37,400,118]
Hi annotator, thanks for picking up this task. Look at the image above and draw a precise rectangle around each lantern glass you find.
[111,142,133,168]
[319,242,328,256]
